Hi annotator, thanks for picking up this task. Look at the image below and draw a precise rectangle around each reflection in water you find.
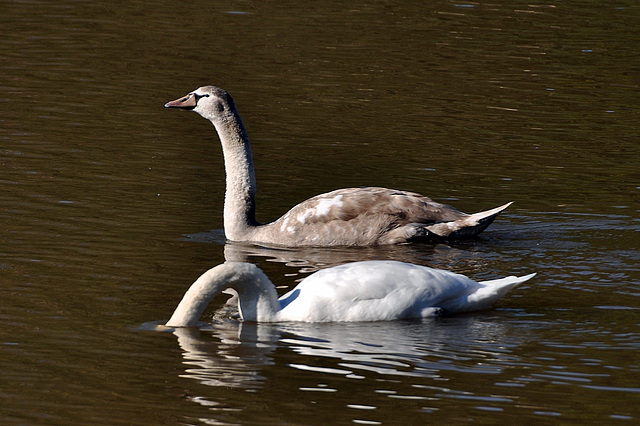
[185,229,501,276]
[168,311,639,423]
[2,0,639,422]
[222,240,437,272]
[169,316,521,389]
[280,318,518,378]
[172,322,278,389]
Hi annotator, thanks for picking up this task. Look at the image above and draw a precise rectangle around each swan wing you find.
[270,187,459,245]
[277,260,483,322]
[268,187,508,245]
[277,187,462,226]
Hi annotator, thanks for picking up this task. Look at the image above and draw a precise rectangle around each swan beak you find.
[164,93,197,109]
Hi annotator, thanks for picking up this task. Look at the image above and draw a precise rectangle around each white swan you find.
[164,86,512,246]
[165,261,535,326]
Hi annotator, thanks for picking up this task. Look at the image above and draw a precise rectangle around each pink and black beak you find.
[164,92,208,110]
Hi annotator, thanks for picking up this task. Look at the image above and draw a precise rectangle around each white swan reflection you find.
[169,315,523,390]
[171,322,277,389]
[280,318,519,378]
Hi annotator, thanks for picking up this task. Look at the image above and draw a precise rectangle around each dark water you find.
[1,1,639,424]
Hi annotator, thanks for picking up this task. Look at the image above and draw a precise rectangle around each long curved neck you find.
[212,114,259,241]
[166,263,280,327]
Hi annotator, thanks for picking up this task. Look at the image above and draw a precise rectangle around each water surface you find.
[1,1,639,424]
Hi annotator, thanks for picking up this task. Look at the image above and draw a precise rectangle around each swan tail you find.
[425,202,513,239]
[479,272,537,288]
[461,272,536,312]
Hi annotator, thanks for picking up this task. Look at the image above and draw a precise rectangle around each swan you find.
[164,85,512,246]
[165,261,535,326]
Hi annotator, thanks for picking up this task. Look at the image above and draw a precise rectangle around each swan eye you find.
[194,93,210,102]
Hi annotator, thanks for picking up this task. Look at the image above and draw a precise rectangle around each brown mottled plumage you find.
[165,86,511,246]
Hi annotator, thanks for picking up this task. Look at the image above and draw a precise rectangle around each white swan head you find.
[164,85,237,123]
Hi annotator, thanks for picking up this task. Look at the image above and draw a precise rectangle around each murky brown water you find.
[2,1,639,424]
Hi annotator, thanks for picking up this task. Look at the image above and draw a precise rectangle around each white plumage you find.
[165,261,535,326]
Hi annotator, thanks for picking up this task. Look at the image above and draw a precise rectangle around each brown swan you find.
[165,86,511,246]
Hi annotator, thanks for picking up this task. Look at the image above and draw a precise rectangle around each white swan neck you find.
[165,263,280,327]
[165,267,228,327]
